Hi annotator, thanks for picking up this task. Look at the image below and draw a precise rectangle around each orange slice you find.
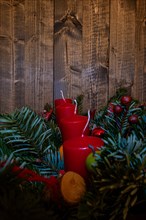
[61,171,86,204]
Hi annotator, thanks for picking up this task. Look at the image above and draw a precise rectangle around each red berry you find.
[92,127,105,137]
[128,114,139,124]
[107,103,114,115]
[43,109,53,120]
[121,96,132,105]
[113,105,123,114]
[108,103,114,112]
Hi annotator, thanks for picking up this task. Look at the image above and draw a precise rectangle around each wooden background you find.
[0,0,146,114]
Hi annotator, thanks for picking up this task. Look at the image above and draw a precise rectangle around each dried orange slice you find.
[61,171,86,204]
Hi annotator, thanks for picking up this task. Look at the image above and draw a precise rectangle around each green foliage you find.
[79,134,146,220]
[93,90,146,141]
[0,146,76,220]
[1,90,146,220]
[78,89,146,220]
[0,155,61,220]
[0,107,63,177]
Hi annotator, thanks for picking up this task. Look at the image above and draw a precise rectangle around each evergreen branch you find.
[0,107,64,177]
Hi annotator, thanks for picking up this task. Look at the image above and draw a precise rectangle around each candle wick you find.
[60,90,66,102]
[82,110,90,137]
[74,99,78,114]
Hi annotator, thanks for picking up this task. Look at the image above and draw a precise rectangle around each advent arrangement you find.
[0,88,146,220]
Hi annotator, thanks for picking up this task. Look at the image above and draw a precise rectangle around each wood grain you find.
[82,0,109,112]
[0,0,146,113]
[0,0,14,113]
[24,0,54,112]
[109,0,136,98]
[132,0,146,103]
[54,0,82,101]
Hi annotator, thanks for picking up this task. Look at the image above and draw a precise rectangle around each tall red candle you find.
[60,115,90,141]
[55,103,76,128]
[63,136,104,179]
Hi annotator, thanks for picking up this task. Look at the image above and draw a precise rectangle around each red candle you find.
[54,98,72,108]
[60,115,90,141]
[63,136,104,179]
[55,103,76,128]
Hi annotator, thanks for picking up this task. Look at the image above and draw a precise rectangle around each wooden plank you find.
[13,0,25,109]
[0,0,54,113]
[0,0,14,113]
[109,0,136,98]
[144,1,146,103]
[0,0,145,114]
[132,0,146,102]
[25,0,54,113]
[54,0,83,101]
[82,0,109,112]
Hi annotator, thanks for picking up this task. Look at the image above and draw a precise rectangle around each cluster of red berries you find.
[92,95,140,138]
[113,95,139,124]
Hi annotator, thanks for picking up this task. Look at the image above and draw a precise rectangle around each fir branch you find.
[0,107,64,177]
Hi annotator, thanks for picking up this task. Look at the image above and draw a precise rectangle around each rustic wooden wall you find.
[0,0,54,113]
[0,0,146,114]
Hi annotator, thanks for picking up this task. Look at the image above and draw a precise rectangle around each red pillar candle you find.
[54,90,72,108]
[54,98,72,108]
[60,115,90,141]
[55,103,77,128]
[63,136,104,179]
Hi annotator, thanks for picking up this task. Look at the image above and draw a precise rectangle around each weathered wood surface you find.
[54,0,83,101]
[0,0,14,113]
[24,0,54,113]
[109,0,136,97]
[82,0,109,112]
[132,0,146,102]
[0,0,146,113]
[0,0,54,113]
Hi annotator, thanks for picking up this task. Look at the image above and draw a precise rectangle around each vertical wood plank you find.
[144,1,146,103]
[132,0,146,102]
[0,0,14,113]
[25,0,38,110]
[25,0,54,112]
[82,0,109,112]
[109,0,136,98]
[54,0,83,100]
[13,0,25,109]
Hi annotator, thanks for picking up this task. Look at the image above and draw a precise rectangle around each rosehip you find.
[121,96,132,105]
[113,105,123,114]
[128,114,139,124]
